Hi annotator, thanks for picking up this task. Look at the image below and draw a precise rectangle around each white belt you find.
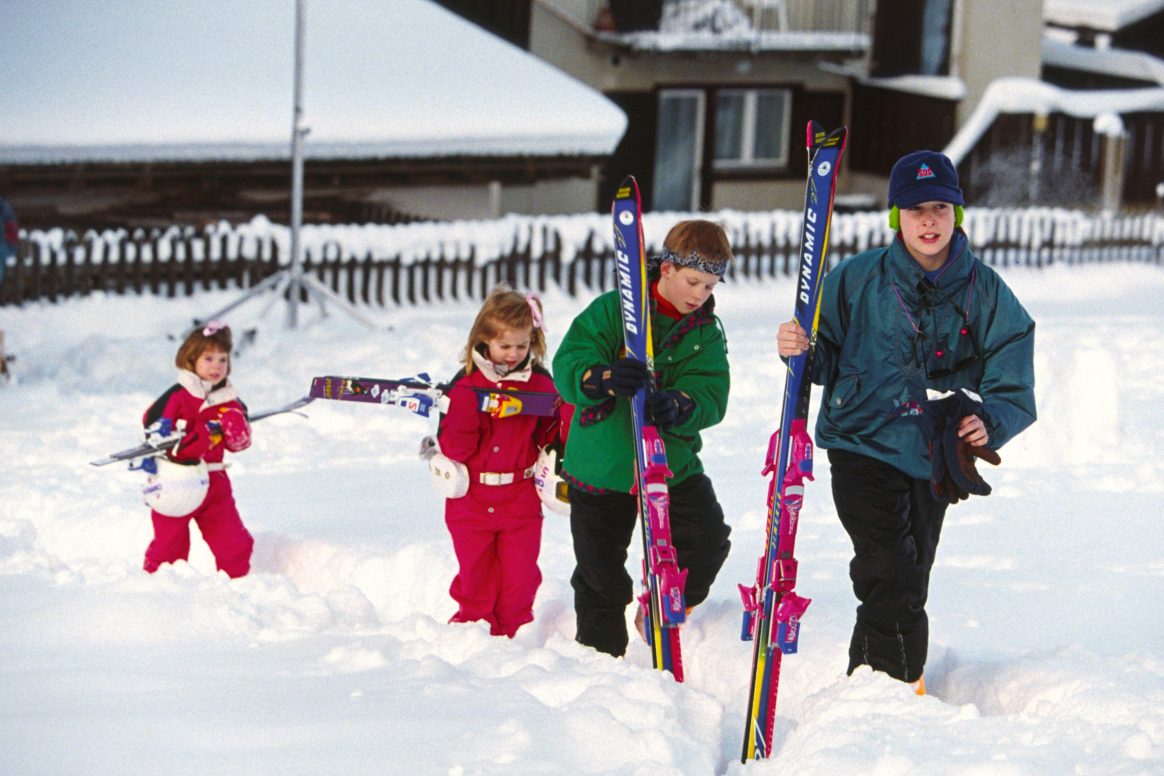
[206,462,229,472]
[478,465,535,486]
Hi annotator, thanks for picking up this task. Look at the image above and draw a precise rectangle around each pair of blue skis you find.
[612,177,687,681]
[739,122,847,761]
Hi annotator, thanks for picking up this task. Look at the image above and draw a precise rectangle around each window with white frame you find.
[713,88,791,170]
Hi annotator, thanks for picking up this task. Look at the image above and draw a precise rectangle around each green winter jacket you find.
[553,289,729,492]
[814,232,1036,479]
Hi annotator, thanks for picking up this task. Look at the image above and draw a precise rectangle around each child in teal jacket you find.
[778,150,1036,691]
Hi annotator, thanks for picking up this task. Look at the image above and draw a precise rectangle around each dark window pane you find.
[714,92,745,161]
[753,91,788,162]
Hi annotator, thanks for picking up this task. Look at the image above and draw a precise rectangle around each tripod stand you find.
[195,0,376,333]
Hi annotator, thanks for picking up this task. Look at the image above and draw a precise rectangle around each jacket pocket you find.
[828,373,861,411]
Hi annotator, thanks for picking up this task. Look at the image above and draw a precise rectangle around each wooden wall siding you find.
[1,154,598,230]
[1041,65,1156,91]
[1110,12,1164,56]
[430,0,531,49]
[3,210,1161,307]
[599,91,660,212]
[848,84,958,177]
[960,111,1164,206]
[1122,112,1164,204]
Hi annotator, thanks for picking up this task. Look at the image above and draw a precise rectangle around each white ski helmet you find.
[142,458,210,517]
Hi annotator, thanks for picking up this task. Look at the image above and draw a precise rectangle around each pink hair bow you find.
[525,292,544,331]
[202,319,227,336]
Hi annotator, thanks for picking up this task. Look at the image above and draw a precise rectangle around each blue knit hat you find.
[888,150,964,208]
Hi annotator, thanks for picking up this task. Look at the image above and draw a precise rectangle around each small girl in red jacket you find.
[434,287,559,637]
[141,321,254,578]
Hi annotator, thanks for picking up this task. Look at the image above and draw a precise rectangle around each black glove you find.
[927,389,1002,503]
[581,358,650,399]
[645,390,694,430]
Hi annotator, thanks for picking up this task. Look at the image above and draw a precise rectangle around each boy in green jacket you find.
[554,220,733,658]
[778,150,1036,693]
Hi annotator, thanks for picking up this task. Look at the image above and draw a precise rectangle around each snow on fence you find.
[1,208,1161,307]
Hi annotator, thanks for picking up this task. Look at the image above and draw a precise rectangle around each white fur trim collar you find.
[470,348,532,384]
[177,369,238,409]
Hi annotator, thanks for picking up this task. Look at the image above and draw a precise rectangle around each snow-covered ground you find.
[1,262,1162,775]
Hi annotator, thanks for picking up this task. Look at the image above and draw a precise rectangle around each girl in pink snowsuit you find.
[437,288,559,637]
[142,321,254,578]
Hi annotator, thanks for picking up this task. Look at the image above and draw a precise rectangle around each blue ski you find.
[740,121,847,760]
[612,176,686,682]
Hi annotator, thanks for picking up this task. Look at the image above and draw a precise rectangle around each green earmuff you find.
[888,205,964,230]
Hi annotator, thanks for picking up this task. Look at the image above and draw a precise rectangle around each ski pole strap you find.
[477,465,536,486]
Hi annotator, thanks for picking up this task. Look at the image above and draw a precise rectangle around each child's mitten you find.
[218,406,251,452]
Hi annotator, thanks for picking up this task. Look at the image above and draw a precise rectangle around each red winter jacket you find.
[143,372,250,464]
[438,361,559,502]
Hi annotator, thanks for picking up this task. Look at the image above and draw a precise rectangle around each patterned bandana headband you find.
[659,248,729,278]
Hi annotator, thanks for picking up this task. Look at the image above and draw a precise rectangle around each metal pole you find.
[182,0,377,338]
[287,0,306,329]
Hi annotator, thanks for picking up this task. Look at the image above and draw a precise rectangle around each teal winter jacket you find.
[813,232,1036,479]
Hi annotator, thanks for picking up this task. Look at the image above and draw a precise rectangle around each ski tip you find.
[615,175,639,201]
[807,121,848,151]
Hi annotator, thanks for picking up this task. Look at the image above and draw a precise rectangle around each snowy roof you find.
[856,74,967,101]
[0,0,627,165]
[1043,0,1164,31]
[944,76,1164,163]
[1043,35,1164,84]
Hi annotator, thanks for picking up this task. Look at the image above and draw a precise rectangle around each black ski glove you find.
[580,358,650,399]
[926,389,1002,503]
[645,389,694,430]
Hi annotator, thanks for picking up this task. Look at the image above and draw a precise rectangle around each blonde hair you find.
[175,324,233,377]
[461,286,546,371]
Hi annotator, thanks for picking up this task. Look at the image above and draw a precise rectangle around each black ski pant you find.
[829,448,949,683]
[568,472,731,657]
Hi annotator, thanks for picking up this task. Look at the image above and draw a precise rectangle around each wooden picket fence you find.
[2,208,1162,307]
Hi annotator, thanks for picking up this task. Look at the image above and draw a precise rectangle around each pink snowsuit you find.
[141,373,254,578]
[438,357,559,637]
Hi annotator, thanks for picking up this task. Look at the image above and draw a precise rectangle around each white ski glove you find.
[418,435,468,498]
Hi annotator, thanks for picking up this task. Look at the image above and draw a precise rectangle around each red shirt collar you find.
[651,280,683,320]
